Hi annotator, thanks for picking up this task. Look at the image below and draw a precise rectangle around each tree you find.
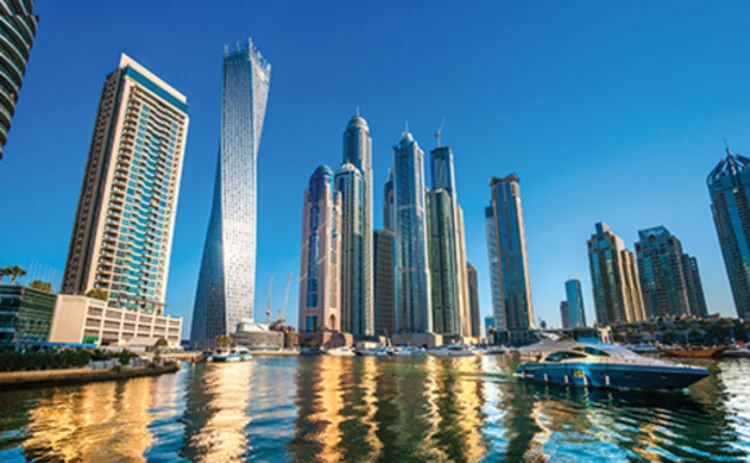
[30,280,53,293]
[155,338,169,348]
[0,268,8,283]
[85,288,109,301]
[7,265,26,285]
[215,334,234,347]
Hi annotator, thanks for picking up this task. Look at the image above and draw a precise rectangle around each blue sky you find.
[1,1,749,336]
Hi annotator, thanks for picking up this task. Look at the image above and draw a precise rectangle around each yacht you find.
[357,347,391,356]
[514,339,709,390]
[211,346,252,362]
[325,346,356,356]
[428,345,477,358]
[391,346,426,357]
[721,346,750,359]
[627,343,660,354]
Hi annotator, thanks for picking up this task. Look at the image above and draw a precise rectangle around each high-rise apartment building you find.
[635,226,691,318]
[708,145,750,320]
[559,301,570,329]
[682,254,708,317]
[466,262,481,338]
[393,131,432,333]
[63,54,189,313]
[485,175,534,343]
[191,40,271,347]
[383,169,394,231]
[335,114,374,336]
[485,206,504,331]
[297,165,342,333]
[587,222,644,325]
[0,0,38,160]
[564,278,587,328]
[374,229,395,336]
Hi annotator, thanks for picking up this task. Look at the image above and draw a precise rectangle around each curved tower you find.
[0,0,38,160]
[191,39,271,347]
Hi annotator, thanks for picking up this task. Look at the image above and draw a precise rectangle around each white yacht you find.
[325,346,356,356]
[357,347,391,356]
[391,346,426,357]
[211,346,252,362]
[428,345,477,358]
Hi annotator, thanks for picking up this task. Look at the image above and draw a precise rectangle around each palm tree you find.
[9,265,26,285]
[0,268,8,283]
[215,334,234,347]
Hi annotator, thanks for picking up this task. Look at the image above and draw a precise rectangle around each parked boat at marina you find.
[514,339,709,390]
[428,345,477,358]
[325,346,356,356]
[357,347,391,356]
[391,346,426,357]
[721,347,750,359]
[211,346,252,362]
[660,346,725,359]
[627,343,660,354]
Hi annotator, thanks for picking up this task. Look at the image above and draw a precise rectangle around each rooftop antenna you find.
[405,121,409,133]
[265,275,273,324]
[724,137,731,156]
[355,106,360,117]
[435,115,447,148]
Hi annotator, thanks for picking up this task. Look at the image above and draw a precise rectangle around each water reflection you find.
[0,356,746,462]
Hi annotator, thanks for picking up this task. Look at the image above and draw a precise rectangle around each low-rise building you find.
[49,295,182,347]
[231,320,284,350]
[0,284,57,343]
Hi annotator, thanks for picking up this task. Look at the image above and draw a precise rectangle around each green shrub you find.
[0,350,92,372]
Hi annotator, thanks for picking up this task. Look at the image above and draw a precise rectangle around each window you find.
[545,351,587,362]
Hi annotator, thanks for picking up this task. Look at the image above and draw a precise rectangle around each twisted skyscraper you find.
[191,40,271,347]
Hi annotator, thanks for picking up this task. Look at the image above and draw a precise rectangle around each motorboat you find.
[660,346,726,359]
[211,346,252,362]
[428,345,477,358]
[325,346,356,356]
[483,346,506,355]
[514,339,709,390]
[391,346,426,357]
[721,347,750,359]
[357,347,391,356]
[627,343,660,354]
[300,347,325,355]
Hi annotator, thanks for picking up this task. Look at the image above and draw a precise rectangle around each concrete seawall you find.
[0,363,181,391]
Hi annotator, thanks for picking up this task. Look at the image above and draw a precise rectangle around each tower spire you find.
[355,106,360,116]
[724,137,732,156]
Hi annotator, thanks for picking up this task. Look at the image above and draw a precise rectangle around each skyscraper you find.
[708,145,750,320]
[374,229,395,337]
[682,254,709,317]
[63,54,189,314]
[191,40,270,347]
[393,131,432,333]
[485,206,504,331]
[466,263,481,338]
[635,226,691,318]
[0,0,38,161]
[559,301,570,328]
[297,165,342,333]
[426,146,470,338]
[564,278,586,328]
[383,169,394,231]
[336,114,374,336]
[485,175,534,344]
[587,222,644,325]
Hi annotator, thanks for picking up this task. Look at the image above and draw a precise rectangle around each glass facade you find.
[383,170,394,231]
[297,166,342,333]
[336,114,374,336]
[587,222,644,325]
[0,0,38,160]
[0,284,56,343]
[191,40,271,347]
[564,278,586,328]
[559,301,570,329]
[374,229,395,336]
[467,263,481,337]
[63,54,189,315]
[393,131,432,333]
[708,147,750,320]
[485,175,534,343]
[682,254,709,317]
[485,206,504,331]
[635,226,691,318]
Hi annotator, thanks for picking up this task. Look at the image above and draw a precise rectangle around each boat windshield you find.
[573,346,610,357]
[545,351,587,362]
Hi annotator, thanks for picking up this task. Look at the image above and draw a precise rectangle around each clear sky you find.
[1,1,749,336]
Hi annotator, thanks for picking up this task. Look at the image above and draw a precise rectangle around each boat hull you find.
[721,349,750,359]
[515,362,709,390]
[661,347,725,359]
[211,354,251,362]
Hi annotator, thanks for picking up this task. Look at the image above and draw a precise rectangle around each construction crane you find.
[435,115,447,147]
[279,272,292,325]
[265,275,273,324]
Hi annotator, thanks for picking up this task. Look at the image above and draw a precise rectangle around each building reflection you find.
[22,377,155,461]
[183,362,252,462]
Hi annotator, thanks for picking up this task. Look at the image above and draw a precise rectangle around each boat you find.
[357,347,391,356]
[483,346,506,355]
[514,339,709,390]
[720,347,750,359]
[660,346,726,359]
[391,346,426,357]
[211,346,252,362]
[428,345,477,358]
[627,343,660,354]
[300,347,325,355]
[325,346,356,356]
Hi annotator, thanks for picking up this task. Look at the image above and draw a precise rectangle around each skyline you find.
[2,2,750,335]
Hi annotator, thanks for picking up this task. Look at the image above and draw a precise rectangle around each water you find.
[0,355,747,462]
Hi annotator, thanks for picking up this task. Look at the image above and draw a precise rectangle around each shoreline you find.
[0,363,181,391]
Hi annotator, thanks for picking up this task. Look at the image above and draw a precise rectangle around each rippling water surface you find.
[0,356,747,462]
